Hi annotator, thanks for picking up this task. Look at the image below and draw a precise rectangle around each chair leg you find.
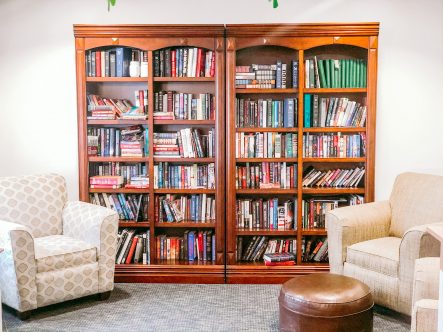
[16,310,32,320]
[98,291,112,301]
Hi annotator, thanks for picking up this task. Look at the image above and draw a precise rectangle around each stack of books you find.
[120,126,145,157]
[237,236,297,262]
[235,61,298,89]
[302,166,365,188]
[89,175,123,189]
[154,91,215,120]
[236,198,295,230]
[125,175,149,189]
[154,47,215,77]
[116,229,150,264]
[89,162,147,185]
[263,252,296,266]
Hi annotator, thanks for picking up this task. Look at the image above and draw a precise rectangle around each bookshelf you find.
[225,23,378,283]
[74,25,225,283]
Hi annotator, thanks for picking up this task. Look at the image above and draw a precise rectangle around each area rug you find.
[2,284,410,331]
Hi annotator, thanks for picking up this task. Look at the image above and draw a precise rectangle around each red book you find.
[125,236,139,264]
[198,232,203,260]
[139,90,144,110]
[195,48,202,78]
[171,50,176,77]
[95,51,101,77]
[264,260,295,266]
[209,51,216,77]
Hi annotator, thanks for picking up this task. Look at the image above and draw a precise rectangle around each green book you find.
[356,59,361,88]
[318,60,327,88]
[354,60,358,88]
[345,59,350,88]
[330,59,335,88]
[324,59,331,88]
[340,59,345,88]
[304,94,312,128]
[350,59,355,87]
[335,60,341,88]
[362,60,367,87]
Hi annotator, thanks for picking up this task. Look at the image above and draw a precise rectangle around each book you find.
[154,162,215,189]
[235,163,297,189]
[235,132,297,158]
[302,166,365,188]
[302,133,365,158]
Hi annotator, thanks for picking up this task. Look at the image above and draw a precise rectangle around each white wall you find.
[0,0,442,200]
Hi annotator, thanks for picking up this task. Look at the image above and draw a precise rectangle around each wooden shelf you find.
[236,158,297,163]
[302,187,365,194]
[303,127,366,133]
[89,156,148,162]
[236,229,297,236]
[86,77,148,82]
[154,120,215,125]
[236,188,297,194]
[154,188,216,194]
[236,127,298,133]
[235,88,297,94]
[154,77,215,82]
[304,88,366,93]
[88,119,149,125]
[303,157,366,163]
[154,222,216,228]
[153,157,215,163]
[302,229,327,236]
[89,188,149,193]
[119,221,150,228]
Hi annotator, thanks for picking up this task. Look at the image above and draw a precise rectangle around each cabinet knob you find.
[263,38,268,44]
[180,38,188,45]
[111,37,119,45]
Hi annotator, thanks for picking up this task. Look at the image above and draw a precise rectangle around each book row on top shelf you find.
[75,23,378,283]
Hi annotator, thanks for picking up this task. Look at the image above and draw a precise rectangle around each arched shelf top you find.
[304,43,368,60]
[84,37,216,52]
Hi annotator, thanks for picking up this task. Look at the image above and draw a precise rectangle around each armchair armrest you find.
[397,223,441,313]
[0,220,37,312]
[326,201,391,274]
[62,201,119,292]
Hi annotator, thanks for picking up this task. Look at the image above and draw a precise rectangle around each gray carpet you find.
[2,284,410,331]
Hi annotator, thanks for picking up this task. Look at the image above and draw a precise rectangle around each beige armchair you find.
[326,172,443,315]
[0,174,118,319]
[411,257,439,332]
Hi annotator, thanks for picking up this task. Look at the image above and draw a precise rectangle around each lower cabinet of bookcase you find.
[114,264,225,283]
[225,265,330,284]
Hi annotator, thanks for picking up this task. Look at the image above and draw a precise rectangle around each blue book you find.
[115,47,131,77]
[276,61,282,88]
[212,234,216,262]
[273,102,278,128]
[144,128,149,157]
[117,194,130,220]
[292,60,298,88]
[274,198,278,229]
[188,231,195,261]
[203,232,207,261]
[191,195,196,221]
[304,94,312,128]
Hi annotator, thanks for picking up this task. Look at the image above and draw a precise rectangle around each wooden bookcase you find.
[74,23,378,284]
[74,25,226,283]
[225,23,379,283]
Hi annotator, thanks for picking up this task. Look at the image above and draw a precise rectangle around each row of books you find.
[263,252,296,266]
[235,132,298,158]
[89,174,149,189]
[153,128,215,158]
[116,229,150,264]
[157,231,216,262]
[154,92,215,120]
[302,166,365,188]
[87,126,148,157]
[236,198,295,230]
[302,237,328,262]
[235,162,297,189]
[86,48,148,78]
[305,57,367,88]
[153,47,215,77]
[90,193,149,221]
[235,98,297,128]
[87,92,148,120]
[303,133,365,158]
[304,95,366,128]
[156,194,216,223]
[89,162,147,185]
[235,61,298,89]
[236,236,297,263]
[301,196,364,229]
[153,162,215,189]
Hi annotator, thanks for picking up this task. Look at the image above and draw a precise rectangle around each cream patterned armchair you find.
[326,172,443,315]
[0,174,118,319]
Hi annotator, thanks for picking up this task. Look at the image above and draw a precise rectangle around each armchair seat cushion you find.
[347,237,401,277]
[34,235,97,273]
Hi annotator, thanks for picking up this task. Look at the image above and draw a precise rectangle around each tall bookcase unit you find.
[225,24,379,283]
[74,25,226,283]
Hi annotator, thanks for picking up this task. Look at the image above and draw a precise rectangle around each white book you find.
[201,193,207,222]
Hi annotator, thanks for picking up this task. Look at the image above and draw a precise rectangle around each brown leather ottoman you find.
[279,273,373,332]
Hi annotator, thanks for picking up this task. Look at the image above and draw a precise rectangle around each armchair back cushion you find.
[0,174,67,238]
[389,173,443,238]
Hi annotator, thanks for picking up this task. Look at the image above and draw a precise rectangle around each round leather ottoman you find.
[279,273,373,332]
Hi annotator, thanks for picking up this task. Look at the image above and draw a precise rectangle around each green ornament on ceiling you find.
[107,0,279,11]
